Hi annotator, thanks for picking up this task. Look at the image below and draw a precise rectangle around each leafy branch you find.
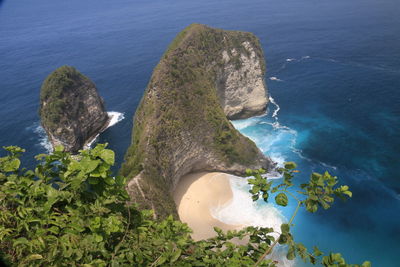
[246,162,370,267]
[0,145,370,266]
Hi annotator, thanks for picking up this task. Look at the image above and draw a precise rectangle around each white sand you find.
[173,172,243,241]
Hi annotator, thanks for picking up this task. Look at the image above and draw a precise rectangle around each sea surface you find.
[0,0,399,266]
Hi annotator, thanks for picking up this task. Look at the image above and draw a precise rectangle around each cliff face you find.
[40,66,110,153]
[120,24,273,218]
[217,41,268,119]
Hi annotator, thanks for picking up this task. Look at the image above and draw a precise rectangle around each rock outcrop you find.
[39,66,110,153]
[217,41,268,119]
[120,24,273,218]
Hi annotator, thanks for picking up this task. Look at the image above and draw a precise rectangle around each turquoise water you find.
[0,0,399,265]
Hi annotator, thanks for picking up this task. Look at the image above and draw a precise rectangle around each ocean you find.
[0,0,399,266]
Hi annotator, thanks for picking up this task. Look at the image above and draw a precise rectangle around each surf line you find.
[85,111,125,149]
[35,111,125,153]
[269,96,280,119]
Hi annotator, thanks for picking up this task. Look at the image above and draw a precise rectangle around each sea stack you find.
[39,66,110,153]
[120,24,273,218]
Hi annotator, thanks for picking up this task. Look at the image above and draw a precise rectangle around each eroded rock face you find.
[40,66,109,153]
[120,24,274,218]
[217,41,268,119]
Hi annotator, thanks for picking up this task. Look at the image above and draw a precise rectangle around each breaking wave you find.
[32,111,125,152]
[211,176,294,267]
[33,123,52,153]
[269,76,283,82]
[85,111,125,149]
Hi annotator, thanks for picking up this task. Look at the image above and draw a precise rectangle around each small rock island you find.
[39,66,110,153]
[120,24,274,218]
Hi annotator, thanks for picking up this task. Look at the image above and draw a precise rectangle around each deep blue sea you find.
[1,0,399,266]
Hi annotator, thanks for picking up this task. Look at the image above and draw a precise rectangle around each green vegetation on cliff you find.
[40,66,90,132]
[39,65,109,153]
[0,145,370,266]
[120,24,270,218]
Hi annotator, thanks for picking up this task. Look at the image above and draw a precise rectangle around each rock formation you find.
[120,24,273,218]
[217,41,268,119]
[39,66,110,153]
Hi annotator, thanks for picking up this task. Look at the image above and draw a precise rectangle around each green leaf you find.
[157,255,167,266]
[275,193,288,207]
[213,227,223,235]
[245,169,253,176]
[340,185,349,191]
[104,177,115,185]
[280,223,290,234]
[311,172,322,183]
[69,223,85,233]
[2,158,20,172]
[115,175,125,186]
[286,245,295,260]
[313,246,323,257]
[13,237,29,247]
[80,158,100,173]
[251,185,260,194]
[284,162,297,170]
[94,234,103,243]
[343,191,352,197]
[278,233,288,244]
[171,248,182,262]
[54,145,64,152]
[361,261,372,267]
[25,254,43,261]
[100,149,115,165]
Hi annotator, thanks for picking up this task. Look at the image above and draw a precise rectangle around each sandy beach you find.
[173,172,242,241]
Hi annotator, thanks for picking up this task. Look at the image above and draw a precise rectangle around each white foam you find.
[211,176,294,267]
[211,176,285,232]
[270,153,286,168]
[292,148,337,170]
[269,96,280,119]
[286,58,296,62]
[269,76,283,82]
[85,134,100,149]
[33,124,53,153]
[318,161,338,170]
[301,56,310,60]
[85,111,124,149]
[107,111,125,128]
[231,117,261,131]
[33,111,125,152]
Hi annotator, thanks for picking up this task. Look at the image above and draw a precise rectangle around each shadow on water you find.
[0,0,4,8]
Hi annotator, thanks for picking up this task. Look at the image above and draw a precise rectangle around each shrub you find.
[0,145,370,266]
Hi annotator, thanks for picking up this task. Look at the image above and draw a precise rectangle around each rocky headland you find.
[120,24,274,218]
[39,66,110,153]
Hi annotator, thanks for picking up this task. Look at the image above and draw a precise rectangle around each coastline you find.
[173,172,243,241]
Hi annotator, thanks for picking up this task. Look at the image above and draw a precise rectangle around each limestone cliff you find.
[39,66,110,153]
[217,40,268,119]
[120,24,273,218]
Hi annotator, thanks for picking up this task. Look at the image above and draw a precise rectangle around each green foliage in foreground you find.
[0,145,370,266]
